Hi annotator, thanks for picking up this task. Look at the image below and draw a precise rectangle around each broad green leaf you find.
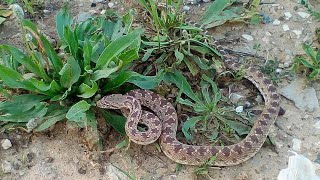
[308,69,320,79]
[119,49,139,64]
[184,56,199,76]
[182,116,204,141]
[302,43,317,64]
[0,64,37,91]
[174,49,184,64]
[77,81,98,98]
[0,45,51,81]
[22,19,63,74]
[35,109,67,132]
[100,109,126,135]
[294,57,314,68]
[316,49,320,63]
[66,100,91,122]
[103,70,164,92]
[56,5,73,38]
[91,64,120,81]
[163,71,199,102]
[0,94,48,114]
[224,119,250,135]
[83,39,93,68]
[142,48,156,61]
[63,26,79,59]
[96,29,142,69]
[29,79,62,95]
[59,57,81,88]
[0,103,48,123]
[201,0,233,24]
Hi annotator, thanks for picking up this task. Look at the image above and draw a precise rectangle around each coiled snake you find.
[96,44,280,166]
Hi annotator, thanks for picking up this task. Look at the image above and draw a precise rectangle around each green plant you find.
[0,5,146,133]
[292,43,320,80]
[299,0,320,21]
[200,0,262,28]
[167,73,251,143]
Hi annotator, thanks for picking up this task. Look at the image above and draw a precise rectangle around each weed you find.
[0,5,147,133]
[292,43,320,80]
[299,0,320,21]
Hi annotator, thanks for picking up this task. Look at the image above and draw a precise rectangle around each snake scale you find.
[96,40,280,167]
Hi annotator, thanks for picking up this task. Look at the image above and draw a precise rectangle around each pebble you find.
[276,68,282,73]
[108,2,115,8]
[1,139,12,150]
[279,78,319,112]
[203,0,212,2]
[230,93,243,103]
[314,120,320,129]
[273,19,281,25]
[255,95,263,104]
[1,161,13,174]
[282,24,290,31]
[297,12,310,19]
[292,138,302,151]
[293,30,302,38]
[183,6,191,11]
[43,9,50,14]
[235,106,244,113]
[284,12,292,19]
[242,34,254,41]
[315,153,320,164]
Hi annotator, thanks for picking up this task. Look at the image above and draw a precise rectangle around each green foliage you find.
[293,43,320,80]
[0,6,144,132]
[299,0,320,21]
[201,0,262,28]
[165,71,251,142]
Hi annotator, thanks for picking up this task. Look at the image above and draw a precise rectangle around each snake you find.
[96,41,280,166]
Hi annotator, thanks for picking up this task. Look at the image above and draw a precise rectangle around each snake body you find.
[96,46,280,166]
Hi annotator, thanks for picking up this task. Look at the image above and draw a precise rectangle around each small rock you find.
[314,120,320,129]
[1,161,13,174]
[292,138,302,151]
[284,12,292,19]
[276,68,282,73]
[100,9,106,14]
[293,30,302,38]
[255,95,263,104]
[297,12,310,19]
[279,78,319,112]
[203,0,212,2]
[235,106,244,113]
[230,93,243,103]
[266,31,272,36]
[283,61,291,68]
[1,139,12,150]
[273,19,281,25]
[282,24,290,31]
[242,34,254,41]
[76,12,92,23]
[43,9,50,14]
[108,2,115,8]
[183,6,191,11]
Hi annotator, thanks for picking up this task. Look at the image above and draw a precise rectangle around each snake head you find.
[96,94,126,109]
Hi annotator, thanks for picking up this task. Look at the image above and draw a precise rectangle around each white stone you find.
[100,9,106,15]
[108,2,115,8]
[266,31,272,36]
[1,139,12,150]
[242,34,254,41]
[284,12,292,19]
[235,106,244,113]
[293,30,302,38]
[292,138,302,152]
[282,24,290,31]
[297,12,310,19]
[314,121,320,129]
[276,68,282,73]
[273,19,281,25]
[183,6,191,11]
